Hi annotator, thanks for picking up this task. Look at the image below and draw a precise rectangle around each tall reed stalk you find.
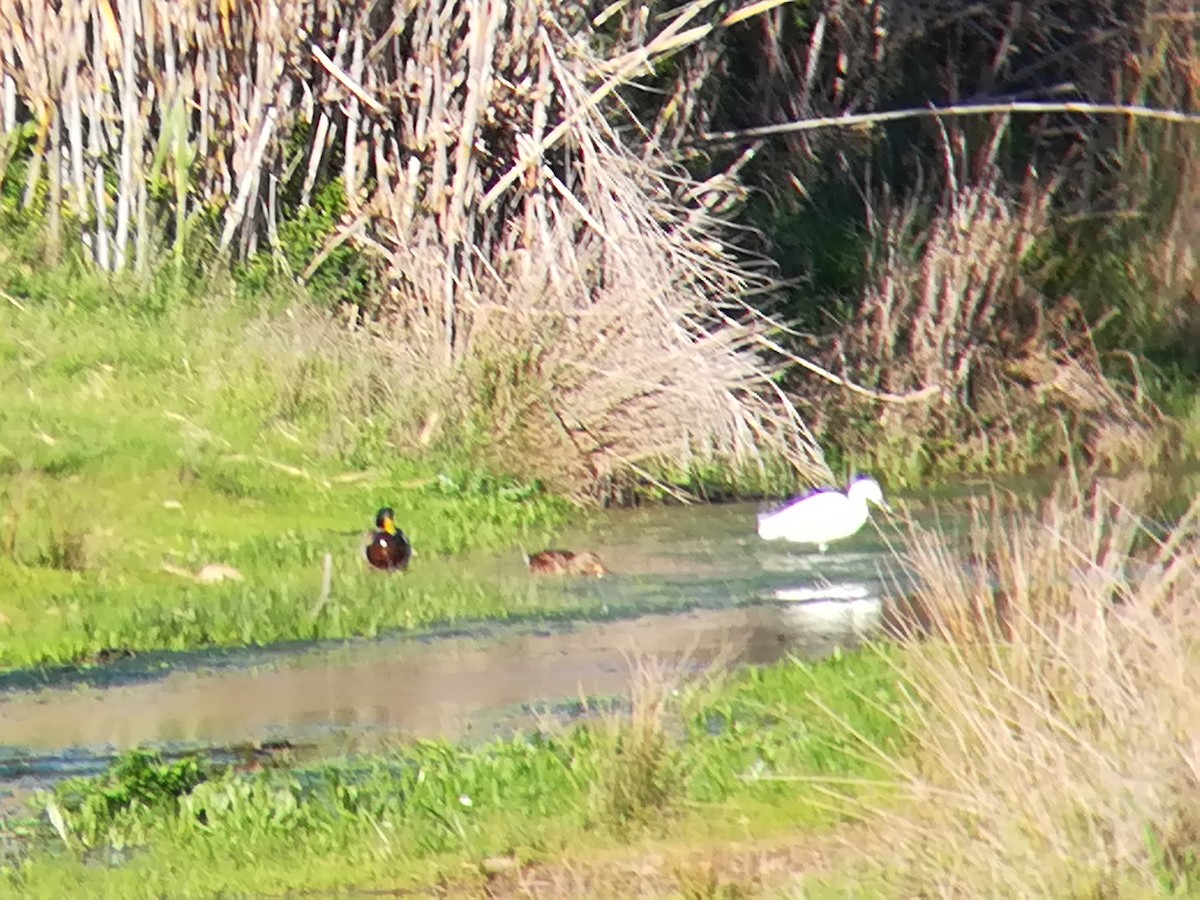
[0,0,831,497]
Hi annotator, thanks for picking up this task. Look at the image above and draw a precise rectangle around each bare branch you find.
[700,100,1200,146]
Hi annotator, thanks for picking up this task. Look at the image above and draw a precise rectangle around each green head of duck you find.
[366,506,411,572]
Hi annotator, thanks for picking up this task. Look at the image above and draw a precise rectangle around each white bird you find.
[756,476,890,552]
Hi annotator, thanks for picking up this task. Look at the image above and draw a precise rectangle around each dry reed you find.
[0,0,833,499]
[874,475,1200,894]
[822,116,1166,473]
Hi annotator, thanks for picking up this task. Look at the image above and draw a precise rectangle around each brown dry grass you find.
[822,117,1168,478]
[0,0,832,502]
[472,829,866,899]
[346,4,832,499]
[1101,0,1200,356]
[378,141,828,501]
[379,828,865,898]
[843,122,1054,403]
[812,1,1200,478]
[872,474,1200,895]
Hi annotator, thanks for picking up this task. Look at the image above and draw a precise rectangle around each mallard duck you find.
[756,476,890,553]
[524,549,609,577]
[365,506,412,572]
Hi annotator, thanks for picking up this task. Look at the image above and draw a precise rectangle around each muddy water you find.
[5,467,1197,809]
[0,601,887,812]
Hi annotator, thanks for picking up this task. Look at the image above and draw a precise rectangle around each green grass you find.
[0,266,581,669]
[1,648,909,896]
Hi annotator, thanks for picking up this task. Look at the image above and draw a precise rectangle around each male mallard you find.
[365,506,412,572]
[524,549,609,577]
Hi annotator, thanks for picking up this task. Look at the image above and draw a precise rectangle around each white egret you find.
[757,477,889,552]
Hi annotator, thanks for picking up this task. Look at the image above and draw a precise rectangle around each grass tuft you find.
[37,529,93,573]
[872,473,1200,894]
[585,657,688,838]
[820,120,1179,486]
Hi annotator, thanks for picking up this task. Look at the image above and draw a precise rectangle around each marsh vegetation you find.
[2,475,1197,896]
[2,0,1197,499]
[0,282,585,669]
[1,0,1199,895]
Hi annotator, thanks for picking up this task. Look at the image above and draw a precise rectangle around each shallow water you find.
[3,467,1195,806]
[0,498,921,800]
[0,602,882,792]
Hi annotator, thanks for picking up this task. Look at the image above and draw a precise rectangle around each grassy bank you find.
[2,649,907,896]
[0,262,587,669]
[2,473,1197,896]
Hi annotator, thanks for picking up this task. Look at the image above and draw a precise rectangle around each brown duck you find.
[365,507,412,572]
[524,549,609,577]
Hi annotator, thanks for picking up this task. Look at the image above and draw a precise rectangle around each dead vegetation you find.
[1,1,1197,495]
[722,0,1200,479]
[470,828,865,898]
[0,0,833,502]
[817,119,1171,479]
[871,474,1200,894]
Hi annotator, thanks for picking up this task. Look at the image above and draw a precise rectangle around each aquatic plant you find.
[45,751,210,850]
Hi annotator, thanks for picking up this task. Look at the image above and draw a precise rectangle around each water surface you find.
[14,467,1194,804]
